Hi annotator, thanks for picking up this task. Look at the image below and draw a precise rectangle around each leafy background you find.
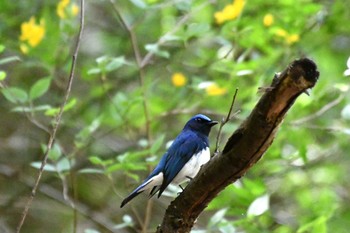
[1,0,350,232]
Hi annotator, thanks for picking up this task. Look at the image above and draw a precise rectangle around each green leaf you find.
[125,172,140,182]
[297,216,328,233]
[75,118,101,147]
[2,87,28,103]
[186,23,210,39]
[0,45,5,53]
[129,0,147,8]
[106,163,123,173]
[105,56,128,72]
[96,55,109,65]
[106,162,146,173]
[0,56,21,65]
[11,105,52,113]
[113,215,134,229]
[87,68,101,75]
[247,194,270,216]
[117,151,149,163]
[299,144,308,163]
[63,98,77,111]
[161,35,182,42]
[84,229,101,233]
[341,104,350,120]
[45,98,77,116]
[334,83,349,92]
[30,162,56,172]
[296,94,312,107]
[56,157,72,172]
[208,208,228,228]
[40,143,62,161]
[342,128,350,135]
[89,156,104,165]
[78,168,104,174]
[243,178,266,196]
[145,44,170,58]
[0,71,6,80]
[29,77,51,100]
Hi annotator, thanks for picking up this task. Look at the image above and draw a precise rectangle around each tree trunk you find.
[156,58,319,233]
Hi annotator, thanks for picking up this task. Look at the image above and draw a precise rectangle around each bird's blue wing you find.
[121,130,208,207]
[158,131,206,197]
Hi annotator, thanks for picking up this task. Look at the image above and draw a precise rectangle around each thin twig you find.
[140,2,210,68]
[21,172,116,232]
[109,2,155,232]
[291,94,345,125]
[106,172,144,227]
[0,165,117,232]
[214,88,239,155]
[110,0,152,143]
[142,199,153,233]
[15,1,85,232]
[140,14,190,68]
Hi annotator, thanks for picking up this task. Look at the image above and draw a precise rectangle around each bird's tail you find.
[120,188,143,208]
[120,170,164,207]
[120,176,155,208]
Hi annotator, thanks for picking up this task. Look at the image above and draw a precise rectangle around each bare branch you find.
[140,2,210,68]
[291,94,345,125]
[15,1,85,232]
[109,1,155,232]
[214,88,239,155]
[156,58,320,233]
[110,0,152,144]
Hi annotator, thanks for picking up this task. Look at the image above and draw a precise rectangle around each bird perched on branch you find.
[120,114,218,208]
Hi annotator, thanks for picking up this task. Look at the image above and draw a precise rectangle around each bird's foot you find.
[177,184,186,195]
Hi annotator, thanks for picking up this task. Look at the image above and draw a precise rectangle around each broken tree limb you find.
[156,58,319,233]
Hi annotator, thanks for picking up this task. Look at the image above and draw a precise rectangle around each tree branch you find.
[109,0,152,144]
[15,1,85,232]
[291,93,344,125]
[156,58,319,233]
[214,88,239,156]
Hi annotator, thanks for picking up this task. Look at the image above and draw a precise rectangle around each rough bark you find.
[156,58,319,233]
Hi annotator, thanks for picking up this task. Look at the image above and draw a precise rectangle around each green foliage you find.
[1,0,350,232]
[2,87,28,103]
[0,71,6,81]
[29,77,51,100]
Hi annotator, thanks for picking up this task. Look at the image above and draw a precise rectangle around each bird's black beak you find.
[209,120,218,126]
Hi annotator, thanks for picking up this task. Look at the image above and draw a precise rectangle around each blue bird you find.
[120,114,218,208]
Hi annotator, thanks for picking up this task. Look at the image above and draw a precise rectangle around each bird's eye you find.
[196,118,202,122]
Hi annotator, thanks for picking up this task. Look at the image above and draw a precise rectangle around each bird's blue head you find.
[184,114,218,136]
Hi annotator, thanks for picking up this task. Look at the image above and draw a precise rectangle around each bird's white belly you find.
[173,147,210,184]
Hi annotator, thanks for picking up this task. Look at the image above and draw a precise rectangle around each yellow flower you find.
[275,28,288,37]
[198,81,227,96]
[57,0,78,19]
[274,28,300,45]
[205,83,227,96]
[214,0,246,24]
[57,0,70,19]
[206,84,227,96]
[263,14,274,27]
[19,17,45,48]
[71,3,79,16]
[286,34,300,44]
[171,72,187,87]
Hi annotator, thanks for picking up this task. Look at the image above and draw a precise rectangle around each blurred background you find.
[0,0,350,232]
